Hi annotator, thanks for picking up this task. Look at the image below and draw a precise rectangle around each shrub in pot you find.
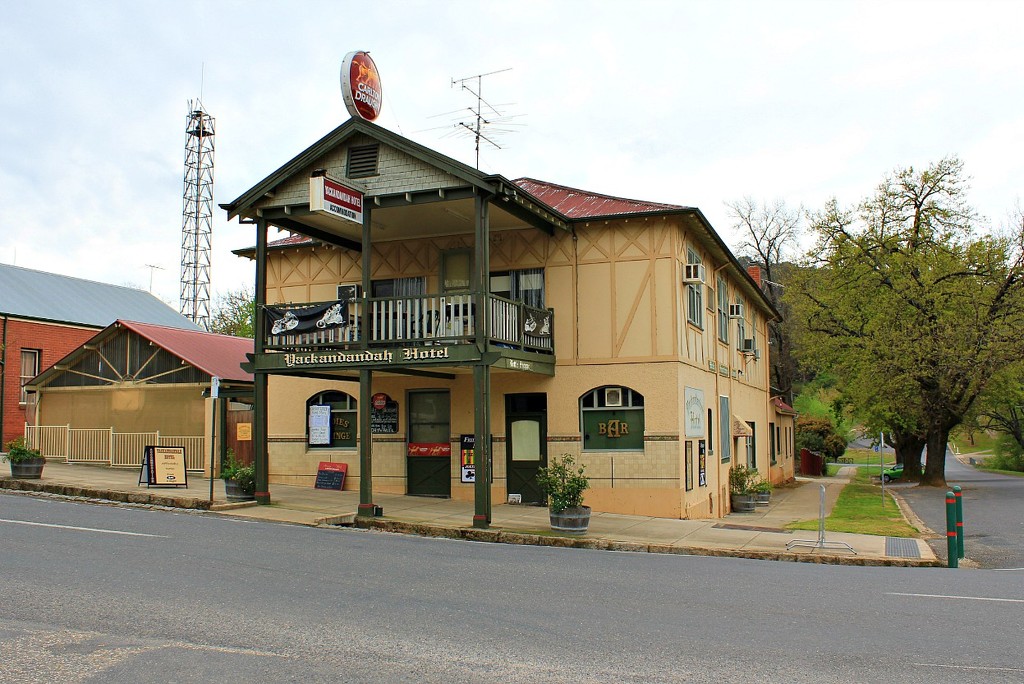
[729,464,758,513]
[3,437,45,479]
[221,449,256,501]
[753,478,772,505]
[537,454,591,535]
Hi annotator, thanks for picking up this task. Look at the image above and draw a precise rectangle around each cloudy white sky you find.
[2,0,1021,308]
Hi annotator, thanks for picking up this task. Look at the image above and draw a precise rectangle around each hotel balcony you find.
[263,292,554,365]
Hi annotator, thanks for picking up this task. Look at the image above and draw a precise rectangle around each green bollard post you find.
[945,491,958,569]
[953,485,964,560]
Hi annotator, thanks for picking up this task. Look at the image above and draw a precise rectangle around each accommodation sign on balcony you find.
[309,175,363,225]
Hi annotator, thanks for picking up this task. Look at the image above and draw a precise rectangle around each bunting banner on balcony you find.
[266,300,350,336]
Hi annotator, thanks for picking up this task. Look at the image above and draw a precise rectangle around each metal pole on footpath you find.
[953,485,964,560]
[945,491,958,569]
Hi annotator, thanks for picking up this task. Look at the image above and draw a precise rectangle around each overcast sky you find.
[2,0,1021,308]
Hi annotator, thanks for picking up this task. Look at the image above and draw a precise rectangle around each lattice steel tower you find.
[180,100,215,330]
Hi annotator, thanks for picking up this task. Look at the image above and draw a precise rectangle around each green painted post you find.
[953,485,964,560]
[945,491,958,569]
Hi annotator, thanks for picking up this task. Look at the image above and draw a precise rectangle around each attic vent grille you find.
[347,144,379,178]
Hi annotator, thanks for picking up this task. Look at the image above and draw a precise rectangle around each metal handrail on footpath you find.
[786,484,857,554]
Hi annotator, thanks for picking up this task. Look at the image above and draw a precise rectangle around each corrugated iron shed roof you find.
[0,264,199,330]
[117,320,253,383]
[512,178,687,219]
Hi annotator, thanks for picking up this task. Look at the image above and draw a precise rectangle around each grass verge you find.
[786,467,918,537]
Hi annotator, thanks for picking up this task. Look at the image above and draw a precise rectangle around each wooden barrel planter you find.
[9,457,45,480]
[756,491,771,506]
[549,506,591,535]
[731,493,756,513]
[224,479,256,502]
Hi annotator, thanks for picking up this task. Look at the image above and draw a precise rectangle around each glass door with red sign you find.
[407,390,451,497]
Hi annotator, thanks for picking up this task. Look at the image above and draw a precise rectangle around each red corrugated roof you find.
[771,397,797,414]
[117,320,253,383]
[513,178,686,219]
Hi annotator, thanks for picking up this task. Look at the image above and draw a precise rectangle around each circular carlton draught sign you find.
[340,51,383,121]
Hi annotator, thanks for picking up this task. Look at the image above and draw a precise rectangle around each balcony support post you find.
[253,217,271,504]
[473,192,492,528]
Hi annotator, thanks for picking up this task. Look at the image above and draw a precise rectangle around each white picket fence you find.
[24,425,205,471]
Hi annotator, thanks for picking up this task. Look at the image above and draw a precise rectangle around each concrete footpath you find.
[0,461,939,567]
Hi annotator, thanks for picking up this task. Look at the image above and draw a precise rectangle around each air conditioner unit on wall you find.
[337,283,362,301]
[729,303,744,319]
[740,338,756,354]
[604,387,623,407]
[683,264,706,284]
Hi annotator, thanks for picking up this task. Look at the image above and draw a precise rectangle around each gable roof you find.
[116,320,253,382]
[222,117,494,222]
[772,397,797,415]
[0,264,200,330]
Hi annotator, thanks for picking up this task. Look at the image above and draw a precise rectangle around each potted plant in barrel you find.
[537,454,591,535]
[753,478,772,506]
[729,464,758,513]
[220,449,256,502]
[3,437,46,479]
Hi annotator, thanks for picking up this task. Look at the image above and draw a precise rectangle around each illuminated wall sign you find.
[340,50,382,121]
[310,175,363,225]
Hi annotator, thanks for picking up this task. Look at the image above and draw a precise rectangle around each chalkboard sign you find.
[314,461,347,490]
[370,395,398,434]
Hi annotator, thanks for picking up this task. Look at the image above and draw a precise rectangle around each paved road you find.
[1,492,1022,683]
[895,452,1024,569]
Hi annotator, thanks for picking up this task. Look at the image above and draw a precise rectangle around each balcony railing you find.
[264,293,553,355]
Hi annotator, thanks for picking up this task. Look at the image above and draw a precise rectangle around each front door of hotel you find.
[407,390,452,497]
[505,393,547,505]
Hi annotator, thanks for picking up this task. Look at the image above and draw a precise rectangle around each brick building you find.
[0,264,198,447]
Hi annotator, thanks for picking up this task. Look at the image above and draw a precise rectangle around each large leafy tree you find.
[209,286,255,338]
[972,363,1024,451]
[791,158,1024,486]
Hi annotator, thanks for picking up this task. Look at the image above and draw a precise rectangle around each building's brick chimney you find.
[747,265,763,287]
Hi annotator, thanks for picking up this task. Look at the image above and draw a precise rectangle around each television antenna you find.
[431,68,521,169]
[143,264,164,293]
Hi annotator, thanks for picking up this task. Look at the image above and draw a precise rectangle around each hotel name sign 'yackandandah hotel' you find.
[223,58,794,526]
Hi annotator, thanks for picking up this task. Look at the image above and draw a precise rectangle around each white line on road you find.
[0,518,167,537]
[887,592,1024,603]
[914,663,1024,673]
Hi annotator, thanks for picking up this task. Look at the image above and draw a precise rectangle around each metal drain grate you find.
[886,537,921,558]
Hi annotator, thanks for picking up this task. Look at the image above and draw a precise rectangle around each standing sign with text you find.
[460,434,475,483]
[138,446,188,488]
[314,461,348,490]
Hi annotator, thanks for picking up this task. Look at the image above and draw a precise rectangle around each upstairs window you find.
[686,248,703,329]
[716,277,729,343]
[490,268,545,308]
